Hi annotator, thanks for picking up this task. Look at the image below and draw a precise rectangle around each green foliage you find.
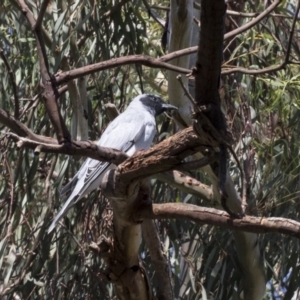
[0,0,300,299]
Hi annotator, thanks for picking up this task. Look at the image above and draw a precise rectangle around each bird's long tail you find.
[48,194,79,233]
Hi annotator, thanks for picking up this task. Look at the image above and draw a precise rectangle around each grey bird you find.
[48,94,177,233]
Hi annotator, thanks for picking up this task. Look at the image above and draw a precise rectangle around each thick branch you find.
[195,0,226,104]
[103,181,151,299]
[140,203,300,238]
[115,127,207,187]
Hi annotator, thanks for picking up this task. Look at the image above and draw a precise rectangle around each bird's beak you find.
[162,103,178,111]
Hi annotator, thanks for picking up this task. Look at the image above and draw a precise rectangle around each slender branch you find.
[177,75,197,106]
[18,0,50,81]
[152,4,291,19]
[224,0,282,41]
[226,9,296,19]
[142,0,166,28]
[17,0,71,143]
[159,0,282,63]
[139,203,300,238]
[0,48,19,119]
[285,0,300,63]
[155,170,214,202]
[7,132,129,165]
[55,55,191,85]
[222,0,299,75]
[0,107,55,144]
[46,154,57,207]
[34,0,51,30]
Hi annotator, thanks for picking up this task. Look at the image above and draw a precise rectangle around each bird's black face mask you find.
[140,95,178,116]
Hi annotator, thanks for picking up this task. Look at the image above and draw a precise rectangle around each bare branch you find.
[142,0,166,28]
[7,132,129,165]
[222,0,299,75]
[55,55,191,85]
[17,0,71,143]
[224,0,282,41]
[34,0,51,30]
[159,0,282,63]
[155,171,214,202]
[140,203,300,239]
[0,107,54,144]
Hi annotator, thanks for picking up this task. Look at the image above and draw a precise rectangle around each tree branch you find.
[155,170,214,202]
[7,132,128,165]
[140,203,300,239]
[0,107,54,144]
[55,55,191,85]
[222,0,299,75]
[159,0,282,63]
[18,0,71,143]
[33,0,51,30]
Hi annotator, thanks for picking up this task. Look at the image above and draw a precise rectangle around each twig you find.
[176,75,197,107]
[142,0,166,28]
[150,5,169,11]
[285,0,300,64]
[224,0,282,41]
[159,0,282,63]
[222,0,299,75]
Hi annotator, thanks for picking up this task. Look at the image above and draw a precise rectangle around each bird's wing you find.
[48,111,152,233]
[60,111,148,197]
[60,158,89,197]
[77,112,148,196]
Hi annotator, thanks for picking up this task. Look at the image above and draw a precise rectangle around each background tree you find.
[0,0,300,299]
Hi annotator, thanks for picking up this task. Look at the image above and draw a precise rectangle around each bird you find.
[48,94,177,233]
